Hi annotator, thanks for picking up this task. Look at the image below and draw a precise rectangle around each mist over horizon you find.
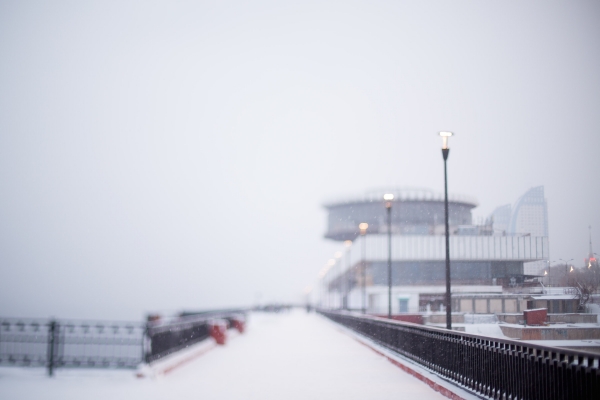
[1,1,599,321]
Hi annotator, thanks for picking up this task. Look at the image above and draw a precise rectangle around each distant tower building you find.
[491,204,512,235]
[489,186,549,275]
[507,186,548,237]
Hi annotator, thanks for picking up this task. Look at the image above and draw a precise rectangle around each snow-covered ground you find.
[0,310,447,399]
[463,323,506,338]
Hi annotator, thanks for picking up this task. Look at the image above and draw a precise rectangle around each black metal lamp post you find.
[343,240,352,310]
[334,252,342,309]
[320,267,326,309]
[439,131,453,330]
[326,258,335,309]
[359,222,368,313]
[384,193,394,319]
[559,258,574,286]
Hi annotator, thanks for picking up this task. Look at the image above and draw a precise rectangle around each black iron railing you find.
[319,310,600,400]
[144,310,246,363]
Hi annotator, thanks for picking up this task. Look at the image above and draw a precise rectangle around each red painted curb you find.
[341,329,467,400]
[162,342,218,375]
[138,329,241,378]
[136,341,217,378]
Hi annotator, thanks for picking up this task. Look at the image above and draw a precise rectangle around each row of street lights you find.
[543,259,575,285]
[318,223,370,312]
[316,132,455,330]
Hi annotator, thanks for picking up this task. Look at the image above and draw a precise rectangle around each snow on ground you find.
[462,323,506,338]
[0,310,446,399]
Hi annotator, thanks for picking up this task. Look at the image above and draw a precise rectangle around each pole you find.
[345,247,350,310]
[47,320,56,376]
[387,203,392,319]
[338,259,342,310]
[362,232,367,313]
[443,148,452,330]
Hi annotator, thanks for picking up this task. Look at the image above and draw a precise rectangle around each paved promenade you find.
[0,311,448,399]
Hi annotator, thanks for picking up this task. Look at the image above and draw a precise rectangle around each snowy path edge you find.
[320,315,483,400]
[136,329,241,378]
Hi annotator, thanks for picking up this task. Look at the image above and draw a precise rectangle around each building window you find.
[398,299,408,313]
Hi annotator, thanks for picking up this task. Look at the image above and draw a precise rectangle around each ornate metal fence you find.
[1,310,247,375]
[0,318,144,375]
[319,310,600,400]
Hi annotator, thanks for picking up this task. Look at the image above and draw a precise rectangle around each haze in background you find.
[1,1,599,320]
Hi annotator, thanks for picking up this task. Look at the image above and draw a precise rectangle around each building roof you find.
[323,187,478,208]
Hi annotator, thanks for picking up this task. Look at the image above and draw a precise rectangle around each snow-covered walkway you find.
[0,310,448,399]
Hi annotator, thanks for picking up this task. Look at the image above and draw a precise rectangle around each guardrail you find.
[0,318,144,375]
[144,311,246,363]
[1,310,247,375]
[319,310,600,400]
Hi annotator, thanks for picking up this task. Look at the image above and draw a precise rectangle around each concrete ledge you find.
[497,313,598,324]
[500,324,600,340]
[424,313,465,324]
[548,313,598,323]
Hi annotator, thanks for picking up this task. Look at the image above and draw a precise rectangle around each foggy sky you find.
[1,1,599,320]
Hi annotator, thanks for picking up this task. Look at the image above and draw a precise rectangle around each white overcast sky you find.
[1,1,599,319]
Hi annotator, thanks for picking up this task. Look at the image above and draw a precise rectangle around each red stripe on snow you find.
[161,342,218,375]
[340,329,466,400]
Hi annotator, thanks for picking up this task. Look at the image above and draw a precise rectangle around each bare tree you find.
[572,264,600,306]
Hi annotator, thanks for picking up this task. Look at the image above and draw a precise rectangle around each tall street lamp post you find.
[547,260,562,286]
[327,258,335,309]
[440,131,453,330]
[384,193,394,319]
[334,251,342,309]
[559,258,574,285]
[359,222,369,313]
[344,240,352,310]
[317,264,328,309]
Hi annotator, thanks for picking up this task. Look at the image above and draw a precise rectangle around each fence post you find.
[47,320,56,376]
[143,322,151,364]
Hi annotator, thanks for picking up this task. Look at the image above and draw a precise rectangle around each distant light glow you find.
[344,240,352,248]
[383,193,394,201]
[334,251,342,258]
[359,222,368,234]
[328,259,335,266]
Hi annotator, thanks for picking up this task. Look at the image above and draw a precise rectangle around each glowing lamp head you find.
[334,251,342,259]
[359,222,369,235]
[570,265,574,272]
[439,131,453,149]
[383,194,394,209]
[344,240,352,248]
